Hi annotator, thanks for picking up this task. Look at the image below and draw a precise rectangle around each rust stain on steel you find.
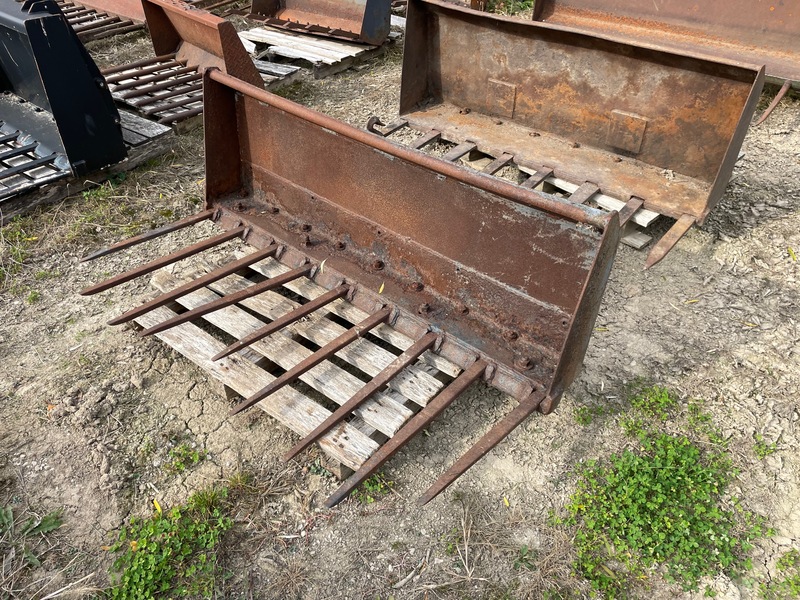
[249,0,391,45]
[70,0,146,22]
[205,67,618,406]
[400,0,764,228]
[532,0,800,83]
[143,0,263,86]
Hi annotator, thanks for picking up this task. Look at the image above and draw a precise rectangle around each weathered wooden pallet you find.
[239,27,398,79]
[133,246,462,474]
[102,55,301,129]
[56,0,144,42]
[375,120,659,250]
[0,112,172,225]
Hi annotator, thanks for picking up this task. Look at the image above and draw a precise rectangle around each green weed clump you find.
[107,488,232,600]
[165,443,206,474]
[761,549,800,599]
[352,472,393,504]
[561,386,770,598]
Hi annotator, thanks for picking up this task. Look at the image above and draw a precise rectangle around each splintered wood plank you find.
[239,254,463,378]
[209,267,449,405]
[151,270,412,437]
[134,305,378,470]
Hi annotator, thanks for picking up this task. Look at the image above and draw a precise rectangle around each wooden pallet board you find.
[0,111,172,225]
[239,27,394,78]
[134,246,463,473]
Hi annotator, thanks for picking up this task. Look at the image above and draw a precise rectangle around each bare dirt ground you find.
[1,25,799,600]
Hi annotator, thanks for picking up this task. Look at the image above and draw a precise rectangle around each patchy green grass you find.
[753,433,778,460]
[0,504,64,591]
[0,215,38,289]
[761,549,800,599]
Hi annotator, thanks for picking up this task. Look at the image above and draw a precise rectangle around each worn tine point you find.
[228,307,392,416]
[282,331,439,462]
[80,208,216,262]
[212,284,351,362]
[138,263,314,338]
[644,213,696,269]
[80,225,245,296]
[324,358,488,509]
[108,243,279,326]
[418,391,546,506]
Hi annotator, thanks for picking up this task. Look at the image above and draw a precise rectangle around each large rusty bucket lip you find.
[530,0,800,82]
[421,0,767,72]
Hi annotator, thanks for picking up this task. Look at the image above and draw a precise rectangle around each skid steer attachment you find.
[0,0,126,202]
[81,69,620,506]
[102,0,263,125]
[249,0,391,45]
[397,0,764,267]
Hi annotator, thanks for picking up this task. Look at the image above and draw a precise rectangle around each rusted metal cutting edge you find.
[229,307,393,416]
[139,262,314,337]
[212,283,351,361]
[754,80,793,127]
[108,243,280,326]
[644,214,696,269]
[80,209,217,262]
[282,331,440,462]
[80,225,245,296]
[418,390,546,505]
[324,359,489,508]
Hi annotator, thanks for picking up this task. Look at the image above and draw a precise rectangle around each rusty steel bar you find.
[442,141,477,162]
[212,283,351,361]
[141,93,202,115]
[110,65,198,92]
[283,331,439,462]
[100,54,177,76]
[411,130,441,150]
[568,182,600,205]
[119,72,203,99]
[324,359,489,508]
[132,83,204,106]
[644,214,696,269]
[618,197,643,227]
[80,208,216,262]
[482,153,513,175]
[754,80,793,126]
[207,69,611,231]
[418,391,545,505]
[158,105,204,124]
[139,262,315,337]
[229,307,393,416]
[105,59,183,84]
[80,225,245,296]
[108,243,280,326]
[520,169,553,190]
